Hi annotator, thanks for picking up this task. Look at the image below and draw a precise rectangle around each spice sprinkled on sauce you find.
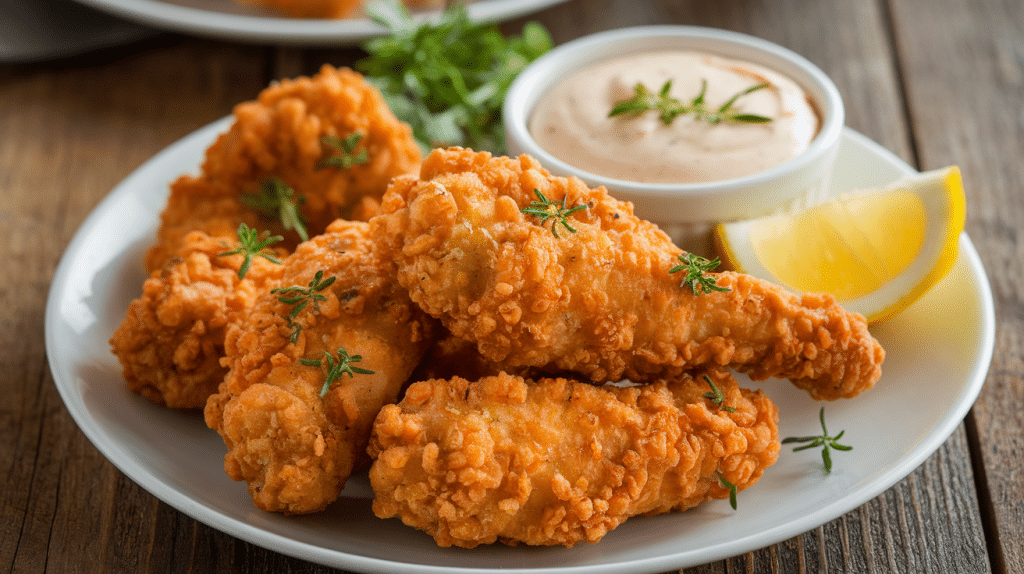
[529,51,820,184]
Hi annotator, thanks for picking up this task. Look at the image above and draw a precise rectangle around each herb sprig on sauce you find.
[609,79,773,126]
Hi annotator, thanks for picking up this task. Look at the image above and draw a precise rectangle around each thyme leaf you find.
[716,471,738,510]
[609,79,773,126]
[702,374,736,413]
[241,178,309,242]
[669,253,730,296]
[218,223,283,279]
[271,270,336,344]
[299,347,374,397]
[781,407,853,473]
[520,189,588,238]
[319,133,369,169]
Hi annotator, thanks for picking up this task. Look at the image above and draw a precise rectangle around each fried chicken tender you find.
[368,370,779,548]
[371,148,885,400]
[145,176,280,272]
[204,220,435,514]
[110,231,284,408]
[146,65,420,272]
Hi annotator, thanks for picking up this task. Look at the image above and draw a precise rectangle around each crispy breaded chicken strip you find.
[368,370,779,548]
[145,176,282,272]
[146,65,419,272]
[110,231,284,408]
[371,148,884,400]
[204,220,435,514]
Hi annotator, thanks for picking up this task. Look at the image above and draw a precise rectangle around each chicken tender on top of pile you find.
[147,65,421,272]
[371,147,884,400]
[369,370,779,548]
[204,219,436,514]
[115,64,423,411]
[110,231,285,408]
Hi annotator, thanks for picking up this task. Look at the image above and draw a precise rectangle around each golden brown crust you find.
[202,65,421,233]
[371,147,884,400]
[368,370,779,548]
[204,220,436,514]
[110,231,284,408]
[146,65,421,272]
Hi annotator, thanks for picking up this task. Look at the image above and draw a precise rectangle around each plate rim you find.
[44,123,996,573]
[68,0,570,44]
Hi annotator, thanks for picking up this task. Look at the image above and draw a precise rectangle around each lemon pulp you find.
[714,166,965,324]
[750,189,926,299]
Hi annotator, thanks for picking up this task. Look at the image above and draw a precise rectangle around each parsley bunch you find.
[358,0,552,154]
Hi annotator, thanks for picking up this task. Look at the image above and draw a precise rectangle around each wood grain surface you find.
[1,0,1019,572]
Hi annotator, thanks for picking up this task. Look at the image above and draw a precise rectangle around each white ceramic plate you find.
[69,0,569,45]
[45,120,995,573]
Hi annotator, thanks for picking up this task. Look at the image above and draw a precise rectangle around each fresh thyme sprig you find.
[271,270,336,344]
[782,407,853,473]
[716,471,738,510]
[702,374,736,413]
[219,223,283,279]
[609,79,773,126]
[300,347,374,397]
[241,178,309,242]
[520,189,588,238]
[318,133,369,169]
[670,253,730,295]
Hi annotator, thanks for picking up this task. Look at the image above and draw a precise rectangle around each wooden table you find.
[3,0,1021,572]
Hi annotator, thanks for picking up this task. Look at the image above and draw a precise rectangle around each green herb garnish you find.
[219,223,283,279]
[702,374,736,413]
[358,0,552,154]
[241,178,309,242]
[520,189,588,238]
[782,407,852,473]
[669,253,729,295]
[319,133,369,169]
[300,347,374,397]
[271,270,336,344]
[717,471,738,510]
[609,79,773,126]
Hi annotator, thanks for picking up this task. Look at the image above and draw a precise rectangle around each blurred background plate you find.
[0,0,154,63]
[68,0,570,45]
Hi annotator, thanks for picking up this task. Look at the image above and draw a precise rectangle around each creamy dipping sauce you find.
[529,51,820,184]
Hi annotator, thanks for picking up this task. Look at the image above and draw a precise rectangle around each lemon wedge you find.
[713,166,965,324]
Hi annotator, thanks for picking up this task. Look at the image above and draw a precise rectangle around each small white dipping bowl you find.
[503,25,844,255]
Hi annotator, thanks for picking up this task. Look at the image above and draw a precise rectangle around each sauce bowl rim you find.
[502,24,845,198]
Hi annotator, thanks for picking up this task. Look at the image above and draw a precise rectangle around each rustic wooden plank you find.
[0,38,272,574]
[889,0,1024,572]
